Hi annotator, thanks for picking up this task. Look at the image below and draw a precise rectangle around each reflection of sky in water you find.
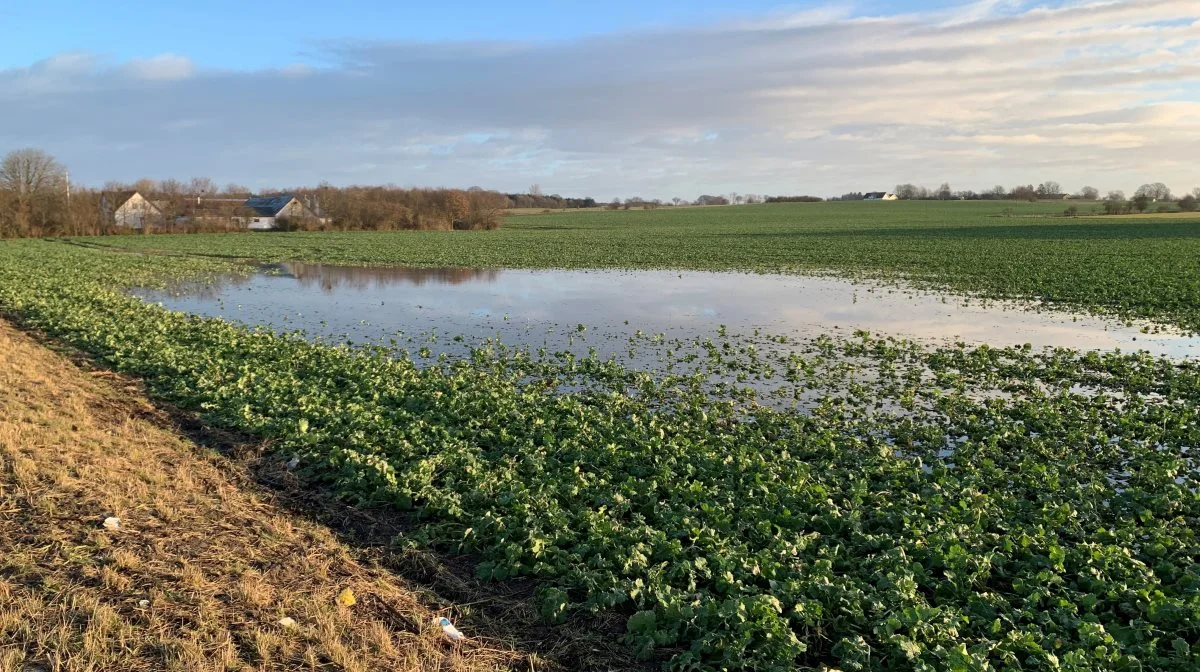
[134,263,1200,360]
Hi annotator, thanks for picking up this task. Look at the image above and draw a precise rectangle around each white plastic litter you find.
[102,516,121,531]
[137,599,150,608]
[286,456,300,470]
[437,616,465,642]
[278,617,297,628]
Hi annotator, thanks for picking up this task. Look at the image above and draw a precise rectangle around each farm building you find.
[243,194,320,230]
[169,194,320,230]
[863,192,898,201]
[102,191,164,229]
[103,192,321,231]
[174,197,255,229]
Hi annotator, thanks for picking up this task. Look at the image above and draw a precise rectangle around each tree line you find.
[0,148,775,238]
[868,181,1196,208]
[0,148,523,238]
[4,147,1198,239]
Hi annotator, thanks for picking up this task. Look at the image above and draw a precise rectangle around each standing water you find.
[133,262,1199,361]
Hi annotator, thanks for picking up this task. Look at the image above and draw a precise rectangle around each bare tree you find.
[529,184,542,197]
[1038,181,1062,197]
[0,148,66,237]
[1011,185,1038,201]
[936,183,952,200]
[188,176,218,196]
[1135,183,1172,201]
[158,178,185,196]
[1079,186,1099,200]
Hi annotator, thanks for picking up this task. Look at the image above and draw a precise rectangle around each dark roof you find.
[244,194,296,217]
[864,192,887,199]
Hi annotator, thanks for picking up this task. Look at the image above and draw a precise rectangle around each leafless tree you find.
[1134,183,1172,201]
[158,178,185,196]
[0,148,66,237]
[1011,185,1037,201]
[1038,181,1061,197]
[188,177,217,196]
[1079,186,1099,200]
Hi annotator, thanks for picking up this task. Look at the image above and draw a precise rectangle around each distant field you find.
[78,201,1200,331]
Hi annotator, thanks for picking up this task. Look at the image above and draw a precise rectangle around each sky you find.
[1,0,1197,199]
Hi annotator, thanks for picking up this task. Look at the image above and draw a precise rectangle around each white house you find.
[103,191,163,229]
[104,192,321,231]
[864,192,898,201]
[243,194,319,230]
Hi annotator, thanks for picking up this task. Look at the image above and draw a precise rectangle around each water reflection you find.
[134,265,1200,360]
[270,263,502,292]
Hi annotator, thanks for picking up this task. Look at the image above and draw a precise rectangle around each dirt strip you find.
[0,318,537,672]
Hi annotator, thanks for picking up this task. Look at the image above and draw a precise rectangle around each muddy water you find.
[134,262,1199,360]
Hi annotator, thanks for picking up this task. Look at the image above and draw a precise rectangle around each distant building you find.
[175,197,252,229]
[243,194,320,230]
[168,193,321,230]
[102,191,163,229]
[104,192,322,231]
[864,192,898,201]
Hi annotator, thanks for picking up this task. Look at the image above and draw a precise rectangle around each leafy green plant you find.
[1,238,1199,671]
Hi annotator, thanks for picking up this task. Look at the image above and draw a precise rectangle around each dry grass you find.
[0,319,538,672]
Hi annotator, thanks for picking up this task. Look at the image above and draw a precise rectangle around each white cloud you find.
[124,53,194,81]
[0,0,1197,198]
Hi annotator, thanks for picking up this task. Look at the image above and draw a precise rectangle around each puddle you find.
[133,262,1199,361]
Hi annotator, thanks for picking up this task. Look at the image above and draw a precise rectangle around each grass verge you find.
[0,318,535,672]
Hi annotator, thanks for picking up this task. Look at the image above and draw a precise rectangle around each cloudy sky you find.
[1,0,1197,199]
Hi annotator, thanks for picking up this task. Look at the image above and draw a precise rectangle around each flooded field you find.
[135,262,1199,360]
[10,235,1200,672]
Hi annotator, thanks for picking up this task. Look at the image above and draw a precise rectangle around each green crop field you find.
[77,201,1200,331]
[4,203,1200,671]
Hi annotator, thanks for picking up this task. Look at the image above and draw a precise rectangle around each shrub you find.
[1103,200,1128,215]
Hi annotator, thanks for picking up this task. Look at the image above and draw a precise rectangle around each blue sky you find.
[1,0,1197,198]
[2,0,964,69]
